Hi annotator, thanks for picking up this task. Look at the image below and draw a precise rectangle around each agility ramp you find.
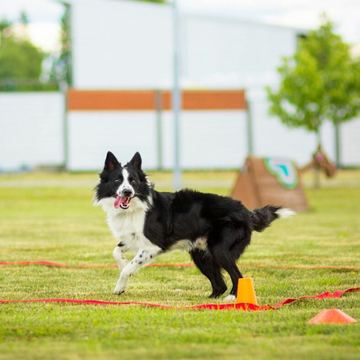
[231,156,308,212]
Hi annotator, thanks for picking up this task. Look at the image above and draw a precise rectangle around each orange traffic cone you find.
[236,277,257,305]
[309,309,357,325]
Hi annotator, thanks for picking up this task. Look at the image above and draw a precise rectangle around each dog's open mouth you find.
[114,195,131,209]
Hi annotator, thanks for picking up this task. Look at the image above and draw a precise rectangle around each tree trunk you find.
[313,128,321,189]
[334,122,341,168]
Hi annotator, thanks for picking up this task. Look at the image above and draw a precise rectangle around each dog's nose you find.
[122,189,132,197]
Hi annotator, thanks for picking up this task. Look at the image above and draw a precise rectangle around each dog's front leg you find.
[113,247,161,295]
[112,243,128,269]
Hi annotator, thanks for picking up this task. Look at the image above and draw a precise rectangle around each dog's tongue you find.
[114,196,122,208]
[114,195,130,209]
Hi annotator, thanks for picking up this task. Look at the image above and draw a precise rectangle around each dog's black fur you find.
[96,151,284,298]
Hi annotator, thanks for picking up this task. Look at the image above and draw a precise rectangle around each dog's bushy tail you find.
[250,206,295,232]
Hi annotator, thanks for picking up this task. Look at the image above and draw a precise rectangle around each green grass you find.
[0,171,359,360]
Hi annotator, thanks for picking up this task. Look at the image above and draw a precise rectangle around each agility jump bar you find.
[0,287,359,311]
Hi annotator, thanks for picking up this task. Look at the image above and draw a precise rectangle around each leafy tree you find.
[266,18,360,149]
[0,16,53,91]
[49,3,72,88]
[0,19,11,32]
[0,33,44,90]
[19,11,29,25]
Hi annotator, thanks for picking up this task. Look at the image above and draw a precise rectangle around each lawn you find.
[0,170,359,360]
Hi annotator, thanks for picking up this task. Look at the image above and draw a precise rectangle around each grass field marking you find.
[1,260,360,271]
[1,286,359,311]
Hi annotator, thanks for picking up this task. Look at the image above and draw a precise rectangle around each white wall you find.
[341,118,360,166]
[69,0,314,169]
[162,111,247,169]
[0,93,64,171]
[71,0,300,90]
[72,0,172,89]
[248,89,336,166]
[67,0,360,169]
[0,92,358,171]
[67,110,247,170]
[67,111,158,170]
[0,1,352,172]
[66,106,360,170]
[182,15,297,87]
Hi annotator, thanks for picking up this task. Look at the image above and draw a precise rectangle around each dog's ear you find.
[129,152,142,169]
[104,151,120,171]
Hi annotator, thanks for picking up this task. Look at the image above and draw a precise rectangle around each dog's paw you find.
[113,286,125,295]
[113,289,125,295]
[224,294,236,302]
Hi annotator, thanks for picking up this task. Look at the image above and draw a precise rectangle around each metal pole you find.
[245,97,254,156]
[60,81,69,170]
[172,0,182,190]
[155,90,163,170]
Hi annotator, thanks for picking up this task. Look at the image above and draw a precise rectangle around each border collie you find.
[95,151,294,301]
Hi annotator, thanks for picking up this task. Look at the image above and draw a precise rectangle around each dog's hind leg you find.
[212,248,243,300]
[113,245,161,295]
[190,249,227,298]
[210,226,249,300]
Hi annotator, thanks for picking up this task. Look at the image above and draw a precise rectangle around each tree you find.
[0,19,11,32]
[49,3,72,87]
[0,16,52,91]
[266,18,360,152]
[19,11,29,26]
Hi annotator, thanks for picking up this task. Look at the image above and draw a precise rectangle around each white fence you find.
[1,92,359,171]
[67,110,248,170]
[0,92,64,171]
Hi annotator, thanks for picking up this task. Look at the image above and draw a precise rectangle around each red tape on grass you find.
[0,287,358,311]
[0,261,193,269]
[1,260,359,271]
[0,261,68,268]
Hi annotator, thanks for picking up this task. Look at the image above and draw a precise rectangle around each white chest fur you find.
[98,197,153,252]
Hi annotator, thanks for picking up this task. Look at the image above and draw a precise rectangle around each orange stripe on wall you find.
[162,90,246,110]
[67,90,156,111]
[67,89,247,111]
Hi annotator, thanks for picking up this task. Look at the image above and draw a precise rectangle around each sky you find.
[0,0,359,52]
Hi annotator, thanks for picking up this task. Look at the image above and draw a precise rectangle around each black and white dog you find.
[96,151,294,301]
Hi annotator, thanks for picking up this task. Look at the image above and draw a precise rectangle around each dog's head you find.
[95,151,150,210]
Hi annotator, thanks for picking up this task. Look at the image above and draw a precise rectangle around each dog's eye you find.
[115,179,121,183]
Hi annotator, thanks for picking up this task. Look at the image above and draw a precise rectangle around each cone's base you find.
[309,309,357,324]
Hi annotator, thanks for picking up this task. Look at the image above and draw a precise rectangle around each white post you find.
[172,0,182,190]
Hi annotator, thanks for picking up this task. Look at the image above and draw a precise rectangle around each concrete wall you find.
[0,92,64,171]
